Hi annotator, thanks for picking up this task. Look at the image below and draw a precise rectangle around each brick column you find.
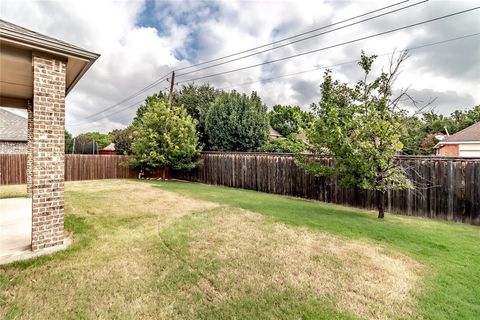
[27,101,33,196]
[31,54,66,251]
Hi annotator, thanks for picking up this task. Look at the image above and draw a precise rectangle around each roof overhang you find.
[433,141,480,149]
[0,22,99,108]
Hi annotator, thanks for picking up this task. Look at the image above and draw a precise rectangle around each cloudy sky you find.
[1,0,479,135]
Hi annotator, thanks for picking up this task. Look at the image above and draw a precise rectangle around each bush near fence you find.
[0,154,171,185]
[175,152,480,225]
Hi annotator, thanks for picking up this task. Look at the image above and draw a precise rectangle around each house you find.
[0,18,99,261]
[434,121,480,157]
[0,107,27,154]
[269,127,283,139]
[99,142,116,155]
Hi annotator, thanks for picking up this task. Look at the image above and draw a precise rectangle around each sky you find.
[1,0,479,135]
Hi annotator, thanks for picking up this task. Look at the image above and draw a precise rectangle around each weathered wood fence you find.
[0,154,170,185]
[175,152,480,225]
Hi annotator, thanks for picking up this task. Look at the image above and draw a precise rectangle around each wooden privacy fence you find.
[175,152,480,225]
[0,154,171,185]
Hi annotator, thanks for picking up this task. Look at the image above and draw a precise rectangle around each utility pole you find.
[168,71,175,107]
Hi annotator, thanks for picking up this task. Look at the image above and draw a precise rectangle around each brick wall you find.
[436,144,459,157]
[0,141,27,154]
[27,103,33,196]
[31,55,66,251]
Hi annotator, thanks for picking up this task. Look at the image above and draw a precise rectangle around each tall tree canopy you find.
[299,52,412,218]
[75,132,111,150]
[205,91,269,151]
[173,84,219,149]
[110,127,134,155]
[129,95,201,171]
[269,105,314,137]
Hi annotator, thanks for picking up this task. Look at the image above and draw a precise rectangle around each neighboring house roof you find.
[269,127,283,138]
[434,122,480,148]
[102,143,116,151]
[0,108,27,142]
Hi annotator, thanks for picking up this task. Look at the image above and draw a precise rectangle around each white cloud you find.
[1,0,479,135]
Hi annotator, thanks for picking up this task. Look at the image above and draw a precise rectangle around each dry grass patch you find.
[0,184,27,199]
[1,180,425,319]
[167,208,423,320]
[1,180,219,319]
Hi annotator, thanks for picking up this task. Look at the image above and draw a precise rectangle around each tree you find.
[418,133,439,155]
[258,135,307,153]
[269,105,303,136]
[65,130,73,153]
[298,52,412,219]
[110,127,134,155]
[399,115,427,155]
[173,84,219,149]
[76,132,111,150]
[132,92,168,127]
[269,105,314,137]
[205,91,269,151]
[129,95,201,171]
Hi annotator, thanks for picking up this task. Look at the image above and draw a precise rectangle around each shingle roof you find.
[102,143,116,151]
[0,108,27,142]
[441,122,480,143]
[269,127,283,138]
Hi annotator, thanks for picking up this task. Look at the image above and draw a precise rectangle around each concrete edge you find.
[0,237,72,265]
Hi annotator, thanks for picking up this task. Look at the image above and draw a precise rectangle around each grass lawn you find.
[1,179,479,319]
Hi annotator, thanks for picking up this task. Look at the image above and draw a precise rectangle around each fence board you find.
[175,152,480,225]
[0,154,171,185]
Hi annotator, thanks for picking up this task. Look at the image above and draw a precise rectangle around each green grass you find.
[151,180,480,320]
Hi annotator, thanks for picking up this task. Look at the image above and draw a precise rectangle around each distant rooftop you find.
[441,122,480,143]
[269,127,283,138]
[0,108,27,142]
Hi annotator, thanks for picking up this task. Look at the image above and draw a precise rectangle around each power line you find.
[218,32,480,90]
[69,32,479,126]
[175,0,428,78]
[70,97,148,126]
[174,0,411,73]
[75,1,415,121]
[80,71,171,120]
[176,6,480,85]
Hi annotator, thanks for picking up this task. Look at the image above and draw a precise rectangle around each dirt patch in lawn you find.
[177,208,424,320]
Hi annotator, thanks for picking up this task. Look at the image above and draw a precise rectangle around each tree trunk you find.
[377,190,385,219]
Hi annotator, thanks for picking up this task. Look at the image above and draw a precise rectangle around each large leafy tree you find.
[75,132,111,150]
[299,52,412,218]
[129,95,201,171]
[110,127,134,155]
[173,84,219,149]
[269,105,303,136]
[205,91,269,151]
[132,92,168,127]
[269,105,314,137]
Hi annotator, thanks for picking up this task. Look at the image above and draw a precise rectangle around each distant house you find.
[434,122,480,157]
[269,127,283,139]
[99,143,116,155]
[0,108,27,154]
